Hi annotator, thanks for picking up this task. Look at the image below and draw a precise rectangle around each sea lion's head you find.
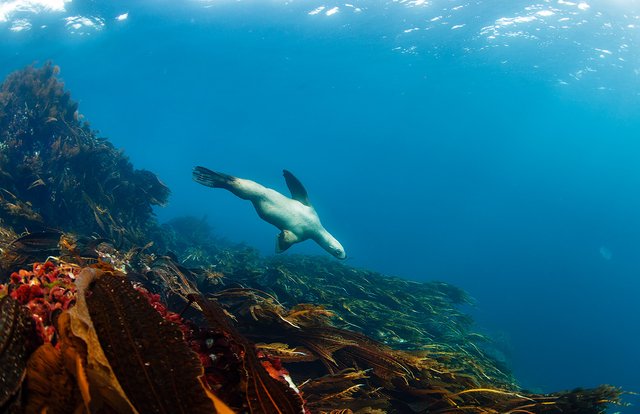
[322,234,347,260]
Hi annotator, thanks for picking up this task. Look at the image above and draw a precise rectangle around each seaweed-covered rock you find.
[0,63,169,246]
[156,216,230,267]
[156,219,514,387]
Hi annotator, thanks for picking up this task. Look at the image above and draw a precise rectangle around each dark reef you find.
[0,64,625,414]
[0,63,169,246]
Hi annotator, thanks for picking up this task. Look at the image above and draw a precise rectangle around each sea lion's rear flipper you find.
[283,170,311,207]
[276,230,298,253]
[193,166,240,193]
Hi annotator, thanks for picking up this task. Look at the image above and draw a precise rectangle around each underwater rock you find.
[0,63,169,248]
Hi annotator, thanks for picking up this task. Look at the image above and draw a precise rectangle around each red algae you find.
[0,261,78,343]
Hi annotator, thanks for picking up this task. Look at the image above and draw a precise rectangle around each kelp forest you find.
[0,64,625,414]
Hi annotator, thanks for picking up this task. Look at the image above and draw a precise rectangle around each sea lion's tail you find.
[192,166,236,190]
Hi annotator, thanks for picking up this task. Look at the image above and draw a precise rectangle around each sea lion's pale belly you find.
[252,189,319,239]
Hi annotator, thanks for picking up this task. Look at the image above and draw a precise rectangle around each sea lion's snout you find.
[331,245,347,260]
[320,232,347,259]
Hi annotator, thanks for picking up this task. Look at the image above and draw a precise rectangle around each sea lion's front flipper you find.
[276,230,298,253]
[283,170,311,207]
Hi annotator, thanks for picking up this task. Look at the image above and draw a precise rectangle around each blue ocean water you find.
[2,0,639,409]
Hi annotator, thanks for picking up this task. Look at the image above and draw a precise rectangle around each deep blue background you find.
[1,0,638,408]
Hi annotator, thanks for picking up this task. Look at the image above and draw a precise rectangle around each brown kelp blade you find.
[65,273,137,414]
[147,255,200,308]
[189,293,305,414]
[229,294,413,381]
[8,231,62,252]
[24,343,84,414]
[84,272,218,414]
[0,296,39,407]
[255,343,317,363]
[300,369,391,413]
[244,350,304,414]
[1,231,62,271]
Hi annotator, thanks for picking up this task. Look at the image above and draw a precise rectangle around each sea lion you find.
[193,166,347,259]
